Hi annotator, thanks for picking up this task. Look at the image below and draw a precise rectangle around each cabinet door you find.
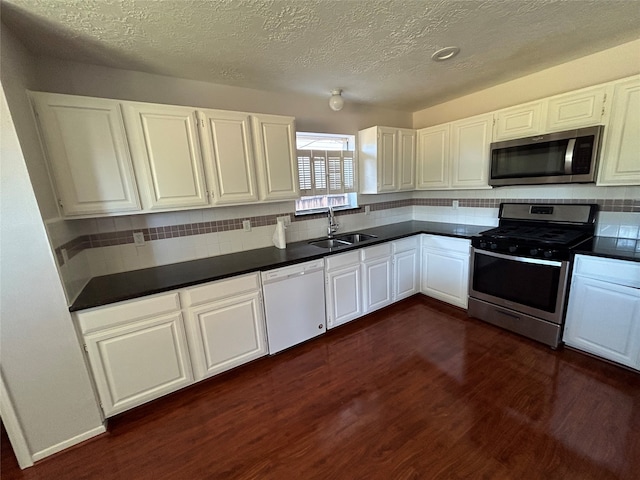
[326,265,363,329]
[598,76,640,186]
[251,114,299,200]
[422,249,469,308]
[184,291,267,380]
[199,110,258,204]
[84,312,193,417]
[564,276,640,370]
[123,103,209,210]
[393,248,419,301]
[416,124,450,189]
[378,126,398,192]
[450,113,493,189]
[362,256,393,313]
[494,101,545,141]
[546,85,607,132]
[397,128,416,191]
[30,92,140,216]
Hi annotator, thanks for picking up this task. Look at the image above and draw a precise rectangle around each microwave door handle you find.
[564,138,576,174]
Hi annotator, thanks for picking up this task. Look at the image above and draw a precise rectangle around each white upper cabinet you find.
[198,109,258,205]
[493,100,546,142]
[416,114,493,191]
[30,92,141,216]
[416,124,450,189]
[251,114,299,201]
[123,103,210,210]
[545,85,607,132]
[359,126,417,193]
[598,75,640,186]
[397,128,417,191]
[450,113,494,189]
[359,126,397,193]
[493,85,608,142]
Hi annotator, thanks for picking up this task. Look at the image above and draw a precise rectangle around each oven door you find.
[469,248,570,324]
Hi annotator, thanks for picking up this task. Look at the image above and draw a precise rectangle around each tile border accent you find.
[54,198,639,266]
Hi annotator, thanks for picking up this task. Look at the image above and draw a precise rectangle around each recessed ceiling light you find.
[431,46,460,62]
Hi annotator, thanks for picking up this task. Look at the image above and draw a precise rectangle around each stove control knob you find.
[543,250,555,258]
[490,243,498,250]
[479,241,487,249]
[529,248,539,256]
[508,245,518,253]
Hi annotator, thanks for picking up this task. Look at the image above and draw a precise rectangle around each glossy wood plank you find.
[3,296,639,479]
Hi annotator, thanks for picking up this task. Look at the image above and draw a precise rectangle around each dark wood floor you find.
[3,296,639,479]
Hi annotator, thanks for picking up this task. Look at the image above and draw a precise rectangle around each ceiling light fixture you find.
[328,89,344,111]
[431,46,460,62]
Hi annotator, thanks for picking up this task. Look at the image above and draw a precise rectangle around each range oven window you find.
[472,251,561,313]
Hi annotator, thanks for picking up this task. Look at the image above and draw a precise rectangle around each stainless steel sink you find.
[335,233,377,243]
[308,232,377,249]
[308,238,352,249]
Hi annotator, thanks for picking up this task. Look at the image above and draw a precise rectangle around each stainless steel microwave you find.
[489,125,603,186]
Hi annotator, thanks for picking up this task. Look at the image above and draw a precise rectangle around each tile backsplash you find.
[47,189,640,304]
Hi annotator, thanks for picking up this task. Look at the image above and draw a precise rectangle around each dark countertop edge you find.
[69,222,639,312]
[69,221,484,312]
[573,238,640,263]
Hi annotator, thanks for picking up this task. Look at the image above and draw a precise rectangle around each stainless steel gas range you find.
[468,203,598,349]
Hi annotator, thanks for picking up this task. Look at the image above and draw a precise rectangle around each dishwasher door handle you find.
[265,267,323,283]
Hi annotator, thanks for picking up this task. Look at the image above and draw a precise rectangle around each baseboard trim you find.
[32,424,106,462]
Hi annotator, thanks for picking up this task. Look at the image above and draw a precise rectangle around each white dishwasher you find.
[261,259,326,354]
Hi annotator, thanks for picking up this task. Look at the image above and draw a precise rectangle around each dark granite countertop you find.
[70,221,487,311]
[575,236,640,262]
[70,221,639,312]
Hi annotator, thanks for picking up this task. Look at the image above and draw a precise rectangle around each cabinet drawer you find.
[325,250,360,271]
[181,272,261,307]
[422,234,470,254]
[77,292,181,334]
[361,242,392,261]
[392,235,419,253]
[573,255,640,288]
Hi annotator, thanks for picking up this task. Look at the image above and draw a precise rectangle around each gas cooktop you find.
[472,203,598,261]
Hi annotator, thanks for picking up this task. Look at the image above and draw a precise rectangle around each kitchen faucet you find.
[327,206,339,237]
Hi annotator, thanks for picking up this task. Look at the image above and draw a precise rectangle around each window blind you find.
[297,149,356,196]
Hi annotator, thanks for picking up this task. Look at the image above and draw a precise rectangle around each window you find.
[295,132,358,215]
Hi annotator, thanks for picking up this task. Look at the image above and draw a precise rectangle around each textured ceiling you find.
[2,0,640,111]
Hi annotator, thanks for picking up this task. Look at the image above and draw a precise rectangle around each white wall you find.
[413,38,640,128]
[0,83,104,460]
[0,27,59,220]
[33,57,413,134]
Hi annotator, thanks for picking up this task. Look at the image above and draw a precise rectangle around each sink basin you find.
[308,238,352,249]
[335,233,377,243]
[308,233,377,249]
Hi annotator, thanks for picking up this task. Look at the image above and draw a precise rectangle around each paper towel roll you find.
[272,219,286,249]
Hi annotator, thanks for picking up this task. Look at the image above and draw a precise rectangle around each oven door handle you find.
[474,248,563,267]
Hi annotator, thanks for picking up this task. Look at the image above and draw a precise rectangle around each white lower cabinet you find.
[77,292,193,417]
[393,236,420,301]
[362,243,394,313]
[563,255,640,370]
[325,251,363,329]
[421,235,471,309]
[76,273,268,416]
[181,273,267,380]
